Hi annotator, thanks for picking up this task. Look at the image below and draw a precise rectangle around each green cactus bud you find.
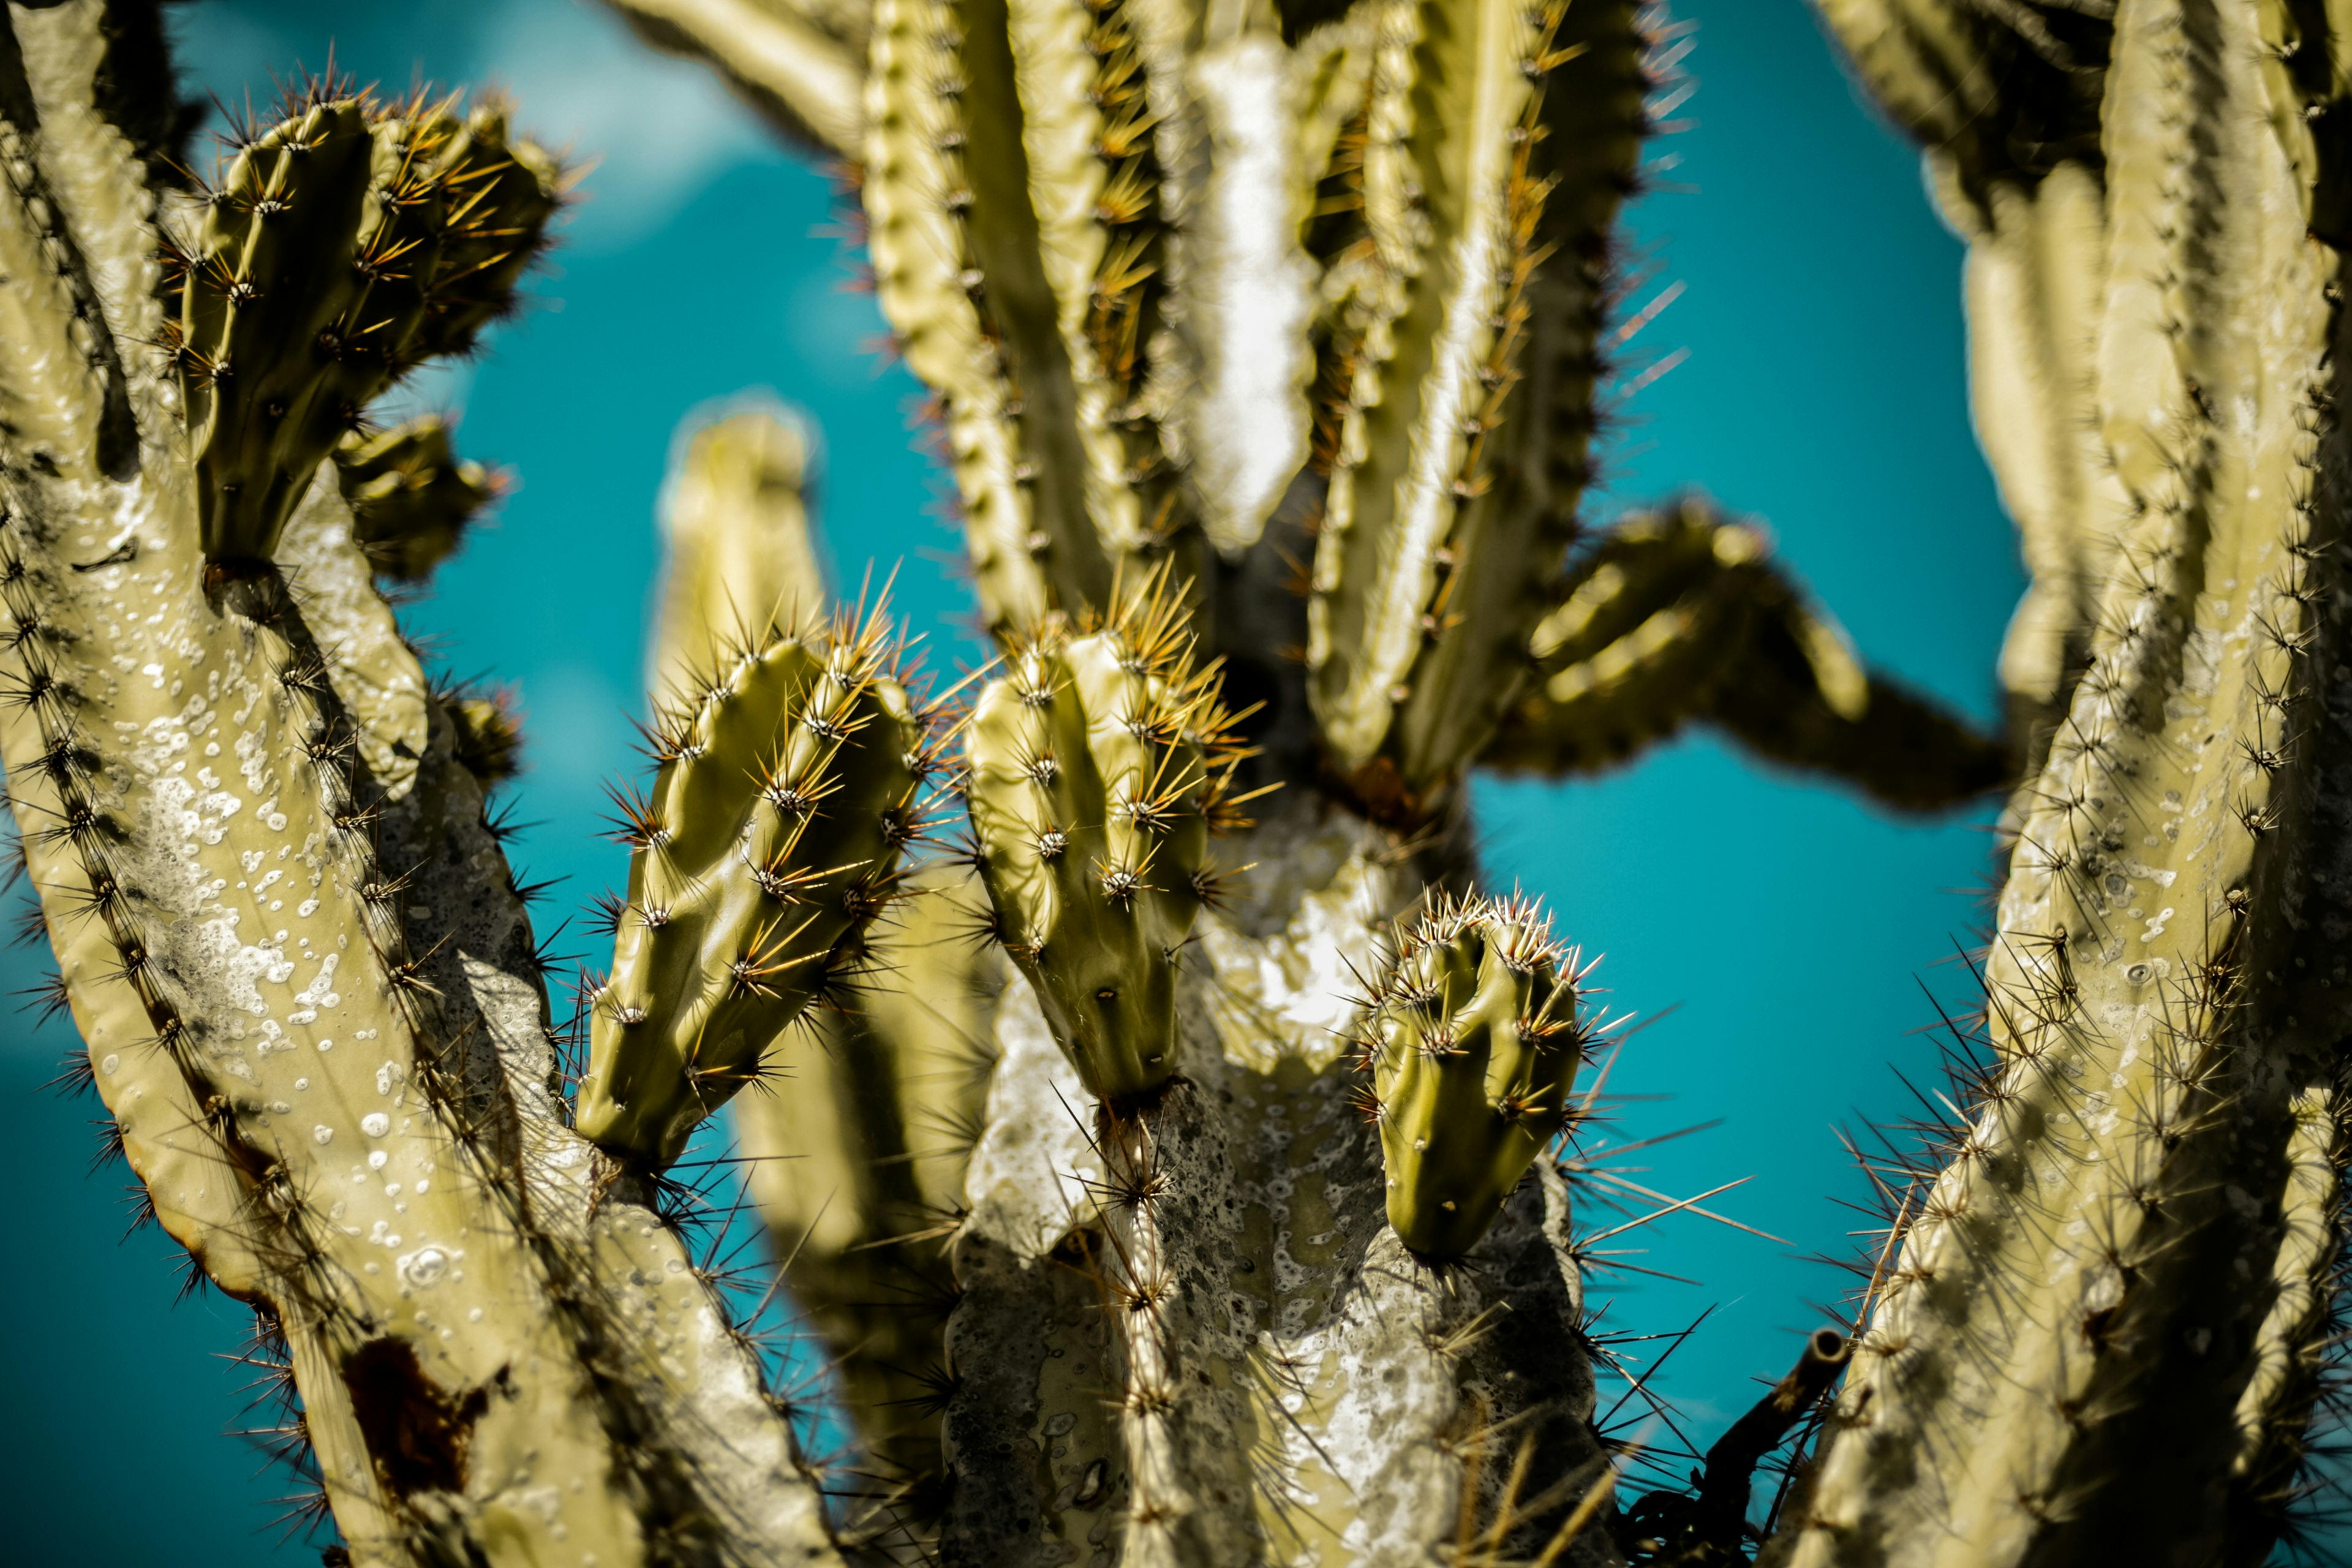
[578,606,933,1165]
[1356,892,1585,1259]
[333,415,502,581]
[963,577,1250,1101]
[175,92,558,564]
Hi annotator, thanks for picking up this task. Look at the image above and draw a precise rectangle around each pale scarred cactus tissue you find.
[9,1,2350,1567]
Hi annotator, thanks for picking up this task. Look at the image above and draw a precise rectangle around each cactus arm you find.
[1309,0,1644,803]
[0,19,843,1548]
[631,399,987,1544]
[963,592,1232,1101]
[0,493,655,1558]
[1956,162,2130,744]
[862,0,1058,635]
[1308,0,1544,772]
[1361,895,1584,1261]
[0,606,415,1567]
[1814,2,2114,759]
[281,470,848,1562]
[1384,0,1646,788]
[1169,23,1333,554]
[13,1,170,394]
[2222,1083,2348,1560]
[945,0,1121,612]
[174,95,560,565]
[577,606,929,1167]
[1003,0,1152,562]
[1484,502,2009,812]
[331,418,500,586]
[601,0,870,157]
[648,403,828,699]
[1779,3,2352,1560]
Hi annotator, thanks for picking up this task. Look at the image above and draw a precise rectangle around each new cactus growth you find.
[963,579,1247,1102]
[172,91,558,564]
[1357,893,1586,1258]
[579,606,934,1165]
[333,416,501,582]
[38,0,2349,1564]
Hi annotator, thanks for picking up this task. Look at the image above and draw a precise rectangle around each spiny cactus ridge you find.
[580,601,940,1166]
[333,415,503,582]
[963,572,1254,1102]
[32,1,2340,1566]
[169,86,560,564]
[1355,891,1593,1259]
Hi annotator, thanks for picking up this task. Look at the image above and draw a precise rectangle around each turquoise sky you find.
[0,2,2061,1560]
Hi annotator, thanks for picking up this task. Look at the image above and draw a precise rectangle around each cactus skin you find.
[1768,2,2352,1563]
[650,401,828,699]
[172,92,558,565]
[332,417,500,582]
[963,585,1244,1102]
[1306,0,1647,810]
[0,10,843,1561]
[1357,893,1584,1260]
[1487,499,2011,812]
[578,606,932,1166]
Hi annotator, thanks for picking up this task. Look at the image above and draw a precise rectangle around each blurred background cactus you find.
[15,2,2346,1567]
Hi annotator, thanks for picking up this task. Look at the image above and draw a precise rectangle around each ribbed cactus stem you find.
[579,604,933,1166]
[1487,499,2009,811]
[963,578,1249,1102]
[1357,892,1586,1259]
[1779,4,2352,1561]
[172,91,558,564]
[333,417,500,583]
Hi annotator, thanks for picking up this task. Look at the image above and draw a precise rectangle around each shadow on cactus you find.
[15,1,2349,1566]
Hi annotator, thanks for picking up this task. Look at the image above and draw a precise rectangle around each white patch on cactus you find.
[962,973,1103,1257]
[1183,36,1317,556]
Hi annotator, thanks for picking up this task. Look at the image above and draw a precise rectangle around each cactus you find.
[1755,2,2352,1564]
[1354,892,1588,1259]
[53,0,2352,1566]
[576,601,933,1167]
[1486,499,2013,811]
[962,581,1247,1103]
[172,92,558,564]
[333,417,502,583]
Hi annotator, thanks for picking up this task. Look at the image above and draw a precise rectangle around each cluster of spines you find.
[925,0,1108,627]
[161,81,559,563]
[578,601,943,1166]
[1076,0,1181,560]
[1351,891,1586,1259]
[962,573,1256,1101]
[332,415,504,582]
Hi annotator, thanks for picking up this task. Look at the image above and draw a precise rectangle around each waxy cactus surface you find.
[1358,892,1588,1259]
[22,1,2348,1566]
